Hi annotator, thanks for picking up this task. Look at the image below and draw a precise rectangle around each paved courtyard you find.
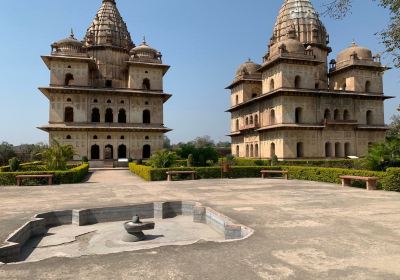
[1,170,400,280]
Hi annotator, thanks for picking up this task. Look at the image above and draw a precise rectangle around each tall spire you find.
[84,0,134,50]
[272,0,328,47]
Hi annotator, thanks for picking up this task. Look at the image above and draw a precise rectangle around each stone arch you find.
[270,109,276,124]
[235,119,239,131]
[143,110,151,124]
[270,143,276,158]
[255,114,259,125]
[91,145,100,160]
[105,108,113,123]
[246,145,249,157]
[250,145,254,158]
[294,75,301,89]
[345,142,351,157]
[235,95,239,105]
[91,108,100,123]
[366,110,373,125]
[324,109,331,120]
[365,81,371,93]
[343,110,350,121]
[255,144,259,158]
[236,145,240,157]
[118,108,126,123]
[104,144,113,160]
[64,73,74,86]
[64,107,74,122]
[118,144,127,159]
[335,142,342,158]
[270,79,275,91]
[295,107,303,123]
[250,115,254,125]
[325,142,332,157]
[142,78,151,90]
[66,135,72,140]
[142,144,151,159]
[296,142,304,158]
[334,109,340,121]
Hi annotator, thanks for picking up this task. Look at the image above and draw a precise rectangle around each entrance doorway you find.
[118,145,127,159]
[91,145,100,160]
[142,145,151,159]
[104,145,114,160]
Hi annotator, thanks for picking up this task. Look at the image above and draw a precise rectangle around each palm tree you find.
[42,138,75,170]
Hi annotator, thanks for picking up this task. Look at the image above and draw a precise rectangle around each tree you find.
[163,136,172,150]
[0,142,16,166]
[148,150,177,168]
[387,105,400,138]
[323,0,400,67]
[192,136,215,148]
[42,139,75,170]
[216,141,231,148]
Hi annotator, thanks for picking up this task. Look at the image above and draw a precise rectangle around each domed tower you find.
[265,0,331,89]
[329,41,387,93]
[39,0,172,164]
[84,0,135,88]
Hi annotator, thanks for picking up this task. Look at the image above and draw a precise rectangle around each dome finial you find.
[142,36,147,45]
[351,39,357,47]
[70,28,75,39]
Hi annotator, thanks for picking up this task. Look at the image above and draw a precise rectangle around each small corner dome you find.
[51,30,86,56]
[130,38,162,63]
[337,42,373,63]
[236,59,261,77]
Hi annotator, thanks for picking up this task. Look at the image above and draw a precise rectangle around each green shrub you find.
[382,168,400,192]
[148,150,177,168]
[8,158,20,172]
[271,155,279,166]
[187,154,193,167]
[0,163,89,186]
[235,158,271,166]
[81,156,89,163]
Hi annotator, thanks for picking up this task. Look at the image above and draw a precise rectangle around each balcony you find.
[240,123,260,131]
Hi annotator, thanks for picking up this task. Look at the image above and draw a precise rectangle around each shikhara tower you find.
[227,0,392,159]
[39,0,172,165]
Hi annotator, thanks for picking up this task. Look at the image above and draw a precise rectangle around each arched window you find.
[143,145,151,159]
[235,95,239,105]
[270,79,275,91]
[64,73,74,86]
[245,117,249,125]
[120,136,125,140]
[64,107,74,122]
[236,145,240,157]
[294,76,301,89]
[93,135,98,140]
[341,82,347,91]
[252,93,258,98]
[334,109,340,121]
[255,144,259,158]
[120,100,125,104]
[107,99,112,104]
[255,115,259,125]
[107,135,111,140]
[325,142,332,157]
[296,142,304,158]
[93,99,98,103]
[246,145,249,157]
[118,145,127,159]
[324,109,331,120]
[343,110,350,121]
[295,107,303,124]
[366,110,373,125]
[105,108,113,123]
[142,78,151,90]
[104,144,113,160]
[91,108,100,123]
[345,143,351,157]
[66,98,72,102]
[365,81,371,93]
[118,109,126,123]
[105,80,112,88]
[270,109,276,125]
[250,145,254,158]
[91,145,100,160]
[250,116,254,124]
[145,136,150,140]
[143,110,151,124]
[270,143,276,158]
[235,119,239,131]
[335,142,342,158]
[66,135,71,140]
[315,83,320,89]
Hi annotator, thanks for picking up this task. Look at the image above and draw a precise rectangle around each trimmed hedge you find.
[282,166,386,186]
[0,161,43,172]
[0,164,89,186]
[382,168,400,192]
[232,158,365,169]
[129,163,282,181]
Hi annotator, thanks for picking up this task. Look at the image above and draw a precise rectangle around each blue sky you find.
[0,0,398,145]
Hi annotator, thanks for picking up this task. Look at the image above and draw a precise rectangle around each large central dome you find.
[271,0,328,48]
[84,0,134,51]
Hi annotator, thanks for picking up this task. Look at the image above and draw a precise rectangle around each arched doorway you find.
[142,145,151,159]
[118,145,127,159]
[335,142,342,158]
[142,78,151,90]
[345,143,351,157]
[143,110,151,124]
[105,108,113,123]
[91,108,100,122]
[296,142,304,158]
[255,144,259,158]
[91,145,100,160]
[64,107,74,122]
[295,107,302,123]
[104,145,113,160]
[270,143,276,158]
[325,142,332,158]
[236,145,240,157]
[118,109,126,123]
[324,109,331,120]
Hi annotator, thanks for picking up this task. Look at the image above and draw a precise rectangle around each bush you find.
[8,158,20,172]
[148,150,177,168]
[187,154,193,167]
[81,156,89,163]
[382,168,400,192]
[0,163,89,186]
[235,158,271,166]
[271,155,279,166]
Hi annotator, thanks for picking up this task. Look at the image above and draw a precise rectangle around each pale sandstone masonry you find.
[227,0,392,159]
[38,0,172,165]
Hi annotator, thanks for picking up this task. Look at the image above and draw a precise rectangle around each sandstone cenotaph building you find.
[227,0,392,159]
[38,0,172,165]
